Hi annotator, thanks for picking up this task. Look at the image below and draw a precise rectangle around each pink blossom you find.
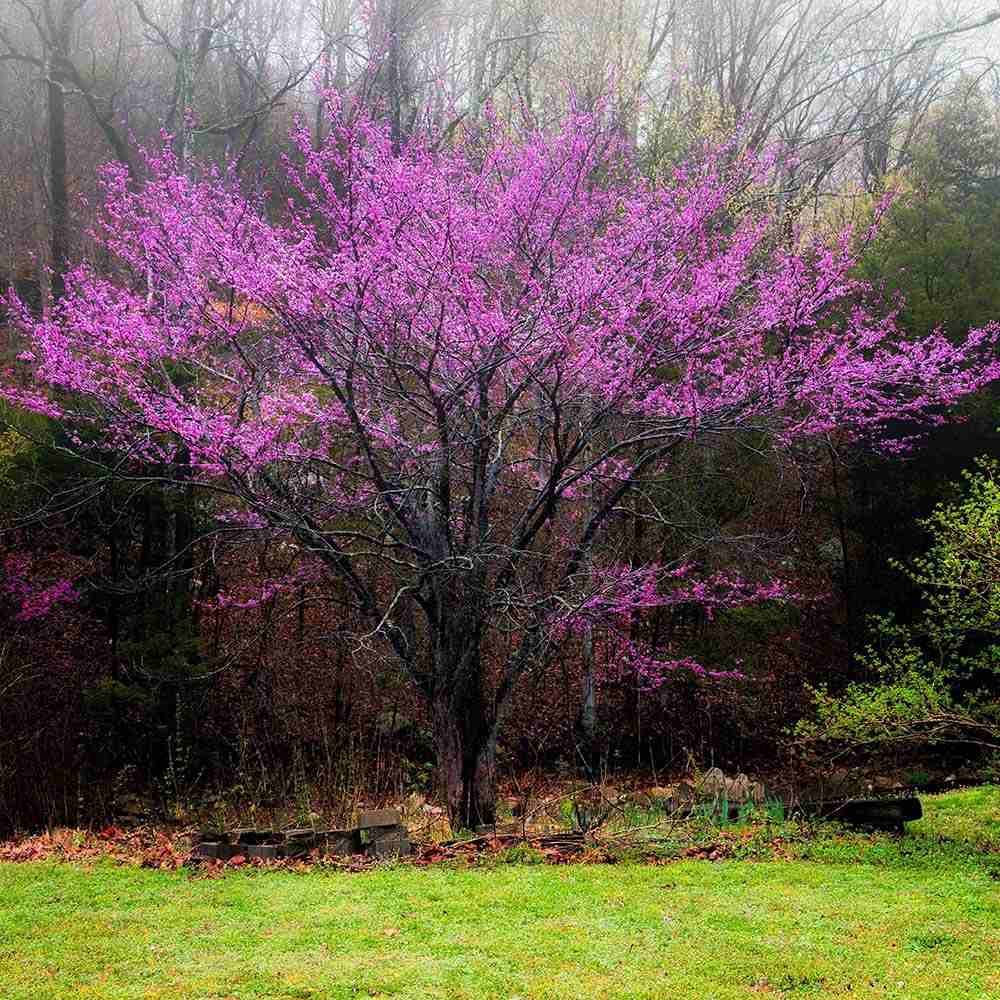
[4,103,997,689]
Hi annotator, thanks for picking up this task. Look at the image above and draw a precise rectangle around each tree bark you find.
[46,65,68,302]
[430,663,497,831]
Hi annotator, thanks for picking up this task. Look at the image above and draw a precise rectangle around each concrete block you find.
[358,809,401,830]
[368,835,412,858]
[236,830,278,845]
[366,823,406,842]
[246,844,280,861]
[196,830,231,845]
[320,829,361,856]
[193,842,239,861]
[282,830,317,857]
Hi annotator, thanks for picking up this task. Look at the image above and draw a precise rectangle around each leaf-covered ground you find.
[1,787,998,999]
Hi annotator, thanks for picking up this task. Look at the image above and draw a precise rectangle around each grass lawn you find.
[1,788,998,1000]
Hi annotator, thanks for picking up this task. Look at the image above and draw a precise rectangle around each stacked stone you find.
[358,809,412,857]
[193,809,412,861]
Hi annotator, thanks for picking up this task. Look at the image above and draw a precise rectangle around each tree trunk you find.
[46,65,68,302]
[431,683,497,831]
[576,632,598,777]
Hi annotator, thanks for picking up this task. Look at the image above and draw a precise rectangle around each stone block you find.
[193,841,222,860]
[193,842,239,861]
[368,834,412,858]
[196,830,231,845]
[236,830,278,845]
[365,823,405,842]
[320,829,361,856]
[282,829,318,857]
[246,844,280,861]
[358,808,401,830]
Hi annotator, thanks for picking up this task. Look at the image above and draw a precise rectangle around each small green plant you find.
[905,931,958,952]
[494,844,545,865]
[772,972,826,994]
[732,799,784,826]
[797,459,1000,757]
[763,796,786,823]
[558,797,575,826]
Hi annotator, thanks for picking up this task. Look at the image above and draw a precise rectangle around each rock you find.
[193,841,222,860]
[365,823,407,844]
[810,796,922,831]
[726,773,764,804]
[699,767,729,800]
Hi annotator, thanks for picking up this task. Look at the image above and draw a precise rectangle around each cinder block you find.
[246,844,280,861]
[358,808,401,830]
[368,835,412,858]
[236,830,278,845]
[366,823,406,842]
[196,830,231,845]
[194,842,239,861]
[320,829,361,856]
[282,830,317,857]
[283,828,316,842]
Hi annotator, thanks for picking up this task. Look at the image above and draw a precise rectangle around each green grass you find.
[1,787,998,1000]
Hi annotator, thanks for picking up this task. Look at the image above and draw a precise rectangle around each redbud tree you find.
[5,100,998,827]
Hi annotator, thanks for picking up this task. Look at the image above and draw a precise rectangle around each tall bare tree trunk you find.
[426,602,497,831]
[45,57,68,302]
[432,685,497,831]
